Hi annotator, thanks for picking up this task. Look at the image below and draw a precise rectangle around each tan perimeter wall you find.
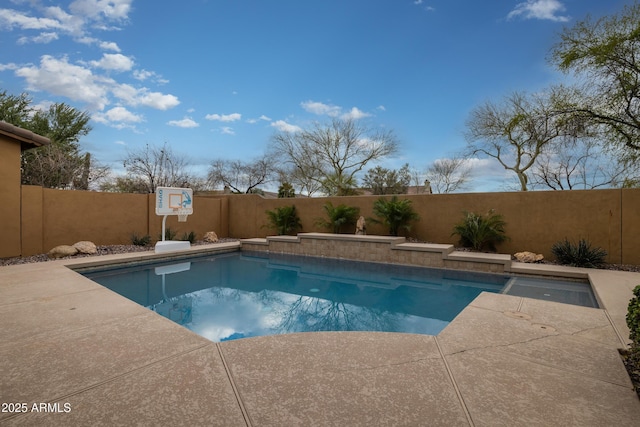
[3,186,640,265]
[0,139,21,258]
[17,188,228,256]
[219,188,640,265]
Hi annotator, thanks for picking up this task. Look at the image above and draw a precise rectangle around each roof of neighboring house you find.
[0,121,50,151]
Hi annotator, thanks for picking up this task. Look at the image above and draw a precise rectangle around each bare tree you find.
[531,139,639,190]
[270,118,398,196]
[121,143,197,193]
[207,154,274,194]
[465,90,576,191]
[425,157,472,193]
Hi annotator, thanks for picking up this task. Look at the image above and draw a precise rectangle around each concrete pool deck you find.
[1,243,639,426]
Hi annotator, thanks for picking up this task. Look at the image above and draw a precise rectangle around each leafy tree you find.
[265,205,302,235]
[270,118,398,196]
[465,89,579,191]
[0,90,97,189]
[278,182,296,198]
[121,142,197,193]
[315,202,360,233]
[371,196,420,236]
[550,3,640,157]
[208,154,274,194]
[362,164,411,195]
[425,157,472,193]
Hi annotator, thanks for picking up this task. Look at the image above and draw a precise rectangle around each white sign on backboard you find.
[155,187,193,216]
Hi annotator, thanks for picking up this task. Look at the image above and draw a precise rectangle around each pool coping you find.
[1,242,639,425]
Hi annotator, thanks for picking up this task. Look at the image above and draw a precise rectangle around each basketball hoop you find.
[177,209,189,222]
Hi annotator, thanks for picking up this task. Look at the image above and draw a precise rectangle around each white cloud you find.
[205,113,242,122]
[259,115,272,121]
[90,53,134,71]
[17,32,59,44]
[0,8,66,31]
[99,41,120,51]
[135,90,179,110]
[168,117,199,128]
[15,55,179,112]
[271,120,301,133]
[115,140,126,145]
[507,0,570,22]
[69,0,133,22]
[341,107,371,120]
[220,126,235,135]
[93,106,143,124]
[16,55,111,110]
[301,100,342,117]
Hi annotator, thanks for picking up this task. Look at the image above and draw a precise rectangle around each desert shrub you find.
[159,227,177,241]
[628,285,640,345]
[551,238,607,268]
[625,285,640,397]
[451,209,508,252]
[316,202,360,234]
[370,196,420,236]
[180,231,197,243]
[130,232,151,246]
[265,205,302,235]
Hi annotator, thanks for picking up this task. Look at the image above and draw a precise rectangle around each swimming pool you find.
[82,251,597,342]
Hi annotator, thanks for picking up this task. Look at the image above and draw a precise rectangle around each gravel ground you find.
[0,239,240,266]
[1,239,640,271]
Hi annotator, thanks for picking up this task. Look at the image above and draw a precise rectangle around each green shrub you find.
[451,210,508,252]
[627,285,640,345]
[130,232,151,246]
[315,202,360,234]
[370,196,420,236]
[551,238,607,268]
[265,205,303,235]
[180,231,197,244]
[626,285,640,397]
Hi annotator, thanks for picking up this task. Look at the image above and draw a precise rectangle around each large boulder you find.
[514,251,544,263]
[73,241,97,255]
[203,231,219,243]
[48,245,79,259]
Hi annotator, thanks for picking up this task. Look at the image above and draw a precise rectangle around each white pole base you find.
[154,241,191,253]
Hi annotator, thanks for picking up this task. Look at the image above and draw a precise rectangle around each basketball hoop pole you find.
[161,214,168,242]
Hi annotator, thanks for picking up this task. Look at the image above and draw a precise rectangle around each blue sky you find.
[0,0,633,191]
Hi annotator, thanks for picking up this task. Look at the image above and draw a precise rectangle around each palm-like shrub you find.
[265,205,302,235]
[551,238,607,268]
[371,196,420,236]
[316,202,360,233]
[451,210,508,252]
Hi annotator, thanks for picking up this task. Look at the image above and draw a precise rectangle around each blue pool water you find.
[82,251,597,342]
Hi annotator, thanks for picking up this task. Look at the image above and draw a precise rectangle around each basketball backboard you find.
[155,187,193,216]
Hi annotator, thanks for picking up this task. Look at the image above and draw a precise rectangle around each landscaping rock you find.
[514,251,544,263]
[73,241,97,254]
[48,245,79,259]
[203,231,219,243]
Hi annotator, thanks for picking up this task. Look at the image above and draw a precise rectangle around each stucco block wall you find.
[0,139,21,258]
[9,190,228,256]
[223,189,636,265]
